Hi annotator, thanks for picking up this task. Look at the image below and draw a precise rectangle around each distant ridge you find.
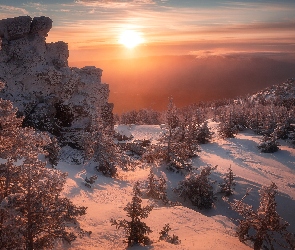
[249,78,295,106]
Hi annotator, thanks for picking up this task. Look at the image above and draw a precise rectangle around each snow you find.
[56,123,295,249]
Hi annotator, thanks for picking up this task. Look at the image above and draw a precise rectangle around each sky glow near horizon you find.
[0,0,295,61]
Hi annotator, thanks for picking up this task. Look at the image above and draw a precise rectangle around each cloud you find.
[75,0,155,7]
[0,5,28,16]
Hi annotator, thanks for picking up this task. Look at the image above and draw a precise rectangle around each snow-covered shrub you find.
[219,166,236,196]
[174,166,216,209]
[120,109,162,125]
[111,185,153,247]
[119,140,151,157]
[218,119,238,138]
[0,94,87,249]
[166,152,193,174]
[142,144,167,163]
[288,131,295,146]
[84,174,98,188]
[257,134,279,153]
[230,183,294,250]
[159,224,181,245]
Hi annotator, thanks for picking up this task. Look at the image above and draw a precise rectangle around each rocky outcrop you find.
[0,16,113,147]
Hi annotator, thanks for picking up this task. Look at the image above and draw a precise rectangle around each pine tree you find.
[174,166,216,209]
[195,121,213,144]
[219,166,236,196]
[165,97,180,163]
[44,135,60,167]
[0,91,87,249]
[258,133,279,153]
[146,170,169,204]
[111,184,153,247]
[218,110,238,138]
[230,183,294,250]
[83,116,120,177]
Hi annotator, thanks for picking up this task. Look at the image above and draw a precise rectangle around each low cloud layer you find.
[70,54,295,113]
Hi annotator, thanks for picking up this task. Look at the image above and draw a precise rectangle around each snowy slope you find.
[56,123,295,249]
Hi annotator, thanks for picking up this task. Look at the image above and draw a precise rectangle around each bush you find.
[258,134,279,153]
[218,120,238,138]
[174,166,216,209]
[84,175,98,188]
[159,224,181,245]
[142,144,167,163]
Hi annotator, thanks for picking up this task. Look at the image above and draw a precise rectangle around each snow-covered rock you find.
[0,16,113,147]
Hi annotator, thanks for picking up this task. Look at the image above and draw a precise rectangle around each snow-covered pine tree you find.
[165,97,180,163]
[174,166,216,209]
[111,184,153,247]
[257,133,279,153]
[181,119,200,157]
[0,89,87,249]
[83,115,121,177]
[195,121,213,144]
[146,169,169,204]
[161,98,196,172]
[84,174,98,188]
[44,135,60,167]
[230,183,294,250]
[219,166,236,196]
[218,109,238,138]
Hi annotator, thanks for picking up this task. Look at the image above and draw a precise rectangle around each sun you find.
[119,30,144,49]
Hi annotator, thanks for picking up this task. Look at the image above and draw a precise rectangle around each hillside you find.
[55,123,295,249]
[249,78,295,104]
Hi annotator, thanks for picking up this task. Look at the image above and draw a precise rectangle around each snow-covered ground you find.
[56,123,295,249]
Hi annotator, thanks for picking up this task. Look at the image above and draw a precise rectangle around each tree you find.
[0,91,87,249]
[230,183,294,250]
[218,110,238,138]
[44,135,60,167]
[258,133,279,153]
[111,184,153,247]
[174,166,216,209]
[195,121,213,144]
[165,97,180,163]
[162,98,196,173]
[146,169,169,204]
[219,166,236,196]
[83,116,120,177]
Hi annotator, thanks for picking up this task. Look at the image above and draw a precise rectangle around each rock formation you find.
[0,16,113,148]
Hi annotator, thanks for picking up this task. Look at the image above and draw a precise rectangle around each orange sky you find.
[2,0,294,62]
[1,0,295,113]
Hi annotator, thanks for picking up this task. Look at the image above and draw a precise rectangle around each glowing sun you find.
[119,30,144,49]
